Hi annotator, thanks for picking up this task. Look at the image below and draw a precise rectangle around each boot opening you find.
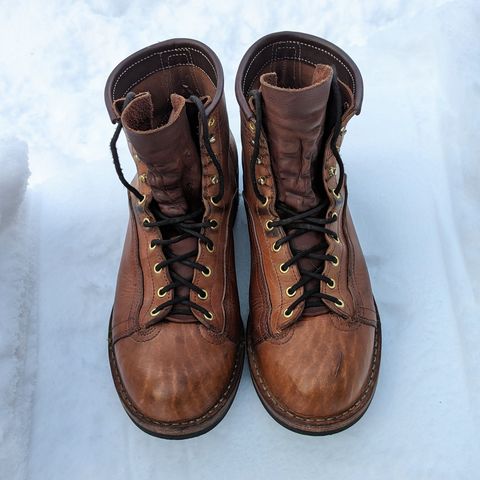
[235,32,363,116]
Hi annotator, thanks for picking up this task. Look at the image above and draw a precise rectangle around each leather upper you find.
[236,32,379,423]
[105,39,242,428]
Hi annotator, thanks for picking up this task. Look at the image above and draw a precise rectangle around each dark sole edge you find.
[108,313,245,440]
[247,307,382,436]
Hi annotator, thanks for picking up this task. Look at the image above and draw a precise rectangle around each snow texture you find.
[0,1,479,479]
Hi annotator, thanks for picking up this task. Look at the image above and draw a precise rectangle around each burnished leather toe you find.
[252,315,377,419]
[114,323,240,424]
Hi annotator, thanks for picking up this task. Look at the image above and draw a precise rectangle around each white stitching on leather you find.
[112,47,216,98]
[242,40,356,94]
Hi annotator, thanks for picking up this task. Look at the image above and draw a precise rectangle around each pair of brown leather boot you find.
[105,31,381,439]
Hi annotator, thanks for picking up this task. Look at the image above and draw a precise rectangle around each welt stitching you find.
[112,47,216,98]
[110,340,244,427]
[249,328,379,422]
[242,40,356,94]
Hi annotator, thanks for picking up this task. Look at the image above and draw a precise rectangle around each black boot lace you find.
[110,93,223,322]
[248,71,345,316]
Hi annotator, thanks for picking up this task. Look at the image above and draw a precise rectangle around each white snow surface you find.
[1,1,479,479]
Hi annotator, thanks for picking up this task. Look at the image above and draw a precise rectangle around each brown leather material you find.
[122,92,202,216]
[259,65,332,212]
[236,32,381,434]
[121,92,203,314]
[259,65,334,312]
[105,39,243,439]
[235,31,364,119]
[253,316,376,417]
[114,323,238,422]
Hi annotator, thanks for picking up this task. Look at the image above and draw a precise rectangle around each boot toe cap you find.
[253,315,378,421]
[113,323,239,426]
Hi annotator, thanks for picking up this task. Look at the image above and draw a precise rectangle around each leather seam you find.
[343,206,361,315]
[245,202,271,340]
[129,196,143,331]
[113,47,216,98]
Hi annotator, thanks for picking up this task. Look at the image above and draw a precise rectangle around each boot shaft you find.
[235,31,375,332]
[106,39,241,337]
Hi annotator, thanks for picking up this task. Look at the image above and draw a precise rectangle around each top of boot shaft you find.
[104,38,224,123]
[235,31,363,118]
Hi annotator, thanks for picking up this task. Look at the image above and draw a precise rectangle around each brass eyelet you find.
[272,242,281,252]
[286,287,296,297]
[256,156,262,165]
[250,139,255,146]
[331,255,339,266]
[204,311,213,321]
[283,308,293,318]
[209,134,216,144]
[150,308,160,317]
[208,116,216,128]
[210,196,220,206]
[280,263,289,274]
[210,219,219,230]
[327,278,336,289]
[202,266,212,277]
[332,234,341,244]
[199,289,208,300]
[139,173,147,183]
[157,288,167,298]
[257,176,266,185]
[133,153,140,162]
[261,196,269,207]
[331,188,342,200]
[143,217,151,227]
[266,220,274,231]
[138,195,146,206]
[330,212,338,220]
[149,242,156,251]
[207,243,215,253]
[154,263,162,273]
[336,299,345,308]
[211,175,219,185]
[248,120,256,132]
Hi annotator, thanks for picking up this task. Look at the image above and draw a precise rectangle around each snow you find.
[1,1,479,479]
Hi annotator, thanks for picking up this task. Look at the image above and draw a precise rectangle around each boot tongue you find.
[122,92,203,319]
[259,65,333,212]
[260,65,333,316]
[121,92,202,216]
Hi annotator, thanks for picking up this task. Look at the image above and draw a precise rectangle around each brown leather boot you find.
[104,39,244,439]
[236,32,381,434]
